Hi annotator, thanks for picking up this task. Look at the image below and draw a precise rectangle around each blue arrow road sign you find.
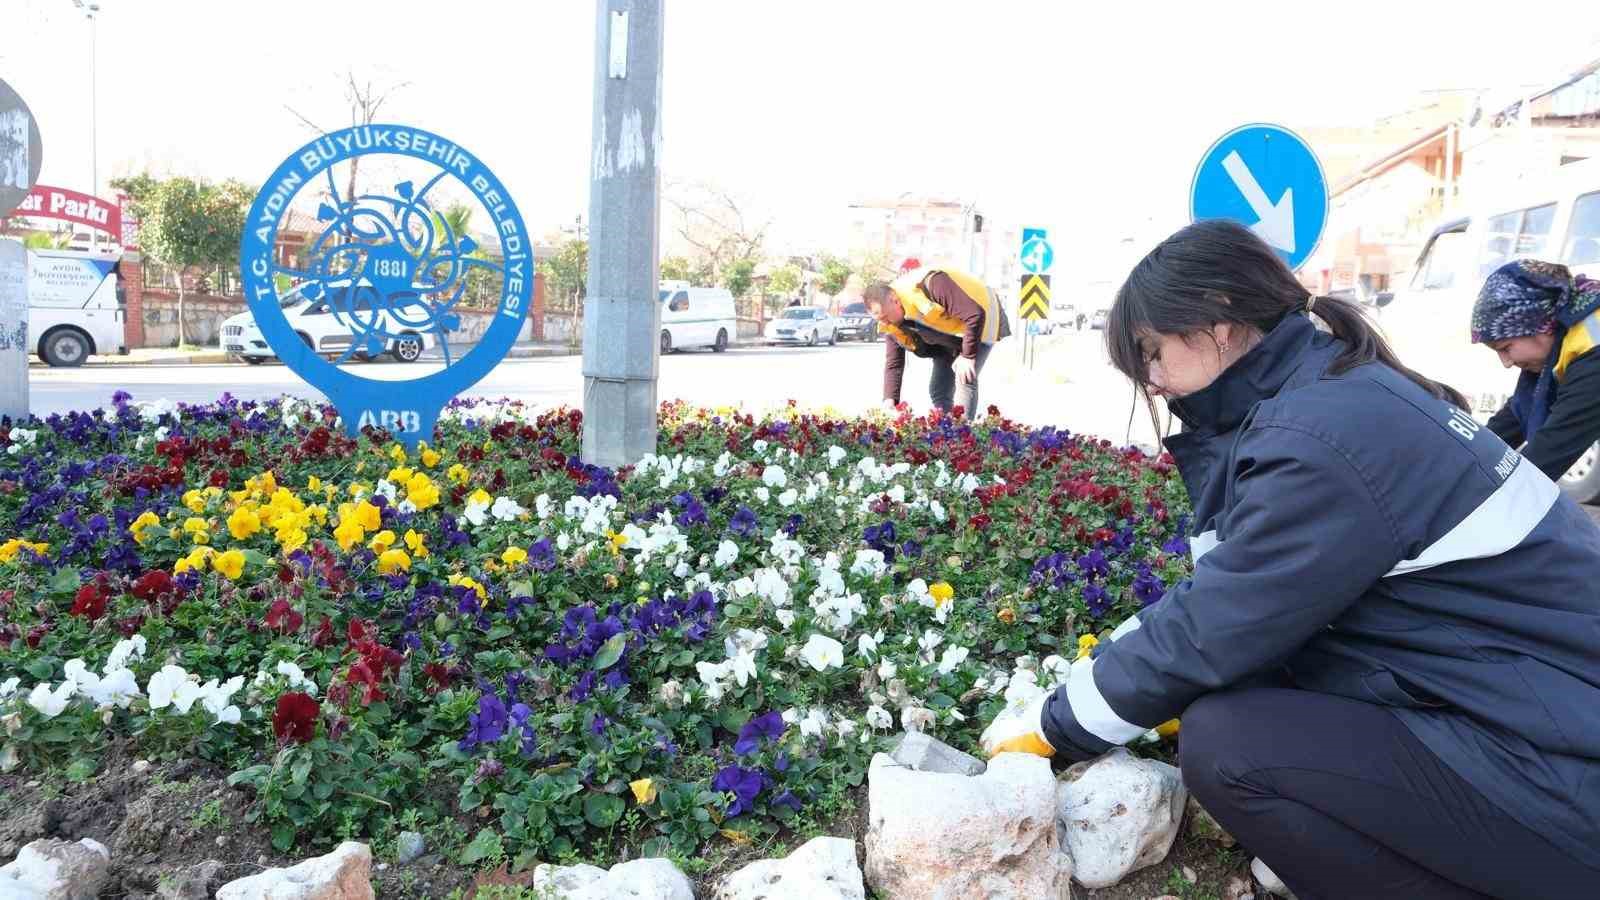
[1019,228,1053,274]
[1190,123,1327,271]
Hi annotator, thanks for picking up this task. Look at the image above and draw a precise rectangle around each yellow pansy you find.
[405,529,429,559]
[277,527,308,554]
[307,475,322,493]
[370,530,397,554]
[305,504,328,527]
[929,581,955,610]
[448,574,488,604]
[129,511,161,545]
[333,518,366,553]
[388,465,415,484]
[348,481,370,498]
[377,548,412,575]
[0,539,49,564]
[227,506,262,540]
[629,778,658,805]
[182,517,211,545]
[604,530,628,555]
[213,549,246,580]
[502,546,528,567]
[467,488,492,507]
[174,546,215,575]
[447,464,470,486]
[405,473,441,511]
[354,501,382,531]
[182,490,207,514]
[420,447,441,468]
[1076,633,1100,661]
[1155,719,1181,738]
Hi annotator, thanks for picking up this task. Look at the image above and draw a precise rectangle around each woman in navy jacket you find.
[982,220,1600,899]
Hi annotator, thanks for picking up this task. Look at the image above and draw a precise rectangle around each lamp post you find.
[71,0,100,250]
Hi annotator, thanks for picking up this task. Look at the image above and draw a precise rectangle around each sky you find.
[4,0,1600,281]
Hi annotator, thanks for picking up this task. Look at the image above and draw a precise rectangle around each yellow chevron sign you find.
[1019,274,1050,321]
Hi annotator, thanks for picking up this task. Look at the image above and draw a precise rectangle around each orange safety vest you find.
[880,267,1006,352]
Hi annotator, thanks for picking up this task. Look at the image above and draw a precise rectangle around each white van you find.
[220,279,437,364]
[1381,156,1600,501]
[658,285,737,353]
[28,249,127,366]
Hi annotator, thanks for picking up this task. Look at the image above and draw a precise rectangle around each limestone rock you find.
[1056,748,1185,889]
[531,857,693,899]
[156,860,225,900]
[714,836,863,900]
[890,731,985,776]
[393,832,426,866]
[215,841,373,900]
[865,751,1071,899]
[0,837,112,900]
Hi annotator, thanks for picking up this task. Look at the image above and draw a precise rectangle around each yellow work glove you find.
[979,691,1055,758]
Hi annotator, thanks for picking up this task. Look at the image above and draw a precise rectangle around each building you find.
[844,193,1021,291]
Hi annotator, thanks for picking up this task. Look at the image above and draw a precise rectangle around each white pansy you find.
[462,496,491,528]
[673,560,691,579]
[800,708,829,739]
[834,717,858,741]
[754,569,790,607]
[775,609,795,629]
[396,499,418,514]
[731,577,757,598]
[1040,655,1073,686]
[491,496,527,521]
[901,706,936,733]
[82,667,142,708]
[857,630,883,659]
[27,682,75,718]
[713,452,733,477]
[761,464,787,489]
[373,480,398,503]
[727,649,758,687]
[752,439,769,454]
[886,485,906,503]
[815,591,867,631]
[815,566,846,597]
[929,500,947,523]
[557,532,572,552]
[535,494,553,520]
[777,488,798,508]
[152,426,170,443]
[866,705,893,730]
[723,628,769,658]
[754,486,770,505]
[146,665,190,710]
[713,540,739,568]
[563,495,590,519]
[850,549,887,579]
[800,634,844,671]
[1003,669,1045,710]
[828,445,847,467]
[906,579,931,605]
[0,677,19,701]
[803,482,821,503]
[937,646,970,675]
[877,659,898,680]
[918,630,944,655]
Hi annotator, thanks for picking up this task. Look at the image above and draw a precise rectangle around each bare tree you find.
[664,180,770,289]
[284,71,409,205]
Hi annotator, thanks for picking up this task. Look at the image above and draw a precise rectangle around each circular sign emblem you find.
[239,124,533,448]
[0,78,45,220]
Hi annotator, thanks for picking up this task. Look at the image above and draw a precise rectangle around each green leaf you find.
[507,579,533,597]
[240,549,273,567]
[592,634,626,671]
[45,568,80,596]
[583,792,624,828]
[24,657,59,681]
[672,650,695,667]
[65,756,98,782]
[460,827,504,865]
[271,822,296,852]
[485,625,514,642]
[291,756,313,785]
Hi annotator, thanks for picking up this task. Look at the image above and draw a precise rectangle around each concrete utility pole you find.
[0,240,26,422]
[581,0,664,467]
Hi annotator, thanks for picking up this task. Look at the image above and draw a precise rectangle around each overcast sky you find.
[5,0,1598,271]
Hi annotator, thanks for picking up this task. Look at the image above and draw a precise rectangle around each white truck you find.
[27,249,126,366]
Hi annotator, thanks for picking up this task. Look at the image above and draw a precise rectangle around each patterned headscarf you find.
[1471,260,1600,343]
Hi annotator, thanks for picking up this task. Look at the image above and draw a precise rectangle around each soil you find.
[0,753,1258,899]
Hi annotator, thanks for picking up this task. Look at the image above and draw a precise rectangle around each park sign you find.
[239,124,532,450]
[13,185,122,238]
[1189,123,1328,271]
[0,77,44,220]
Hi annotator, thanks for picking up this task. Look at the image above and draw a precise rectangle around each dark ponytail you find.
[1107,219,1467,409]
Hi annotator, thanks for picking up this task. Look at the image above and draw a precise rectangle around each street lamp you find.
[69,1,99,198]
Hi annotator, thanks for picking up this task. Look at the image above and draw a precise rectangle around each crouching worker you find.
[981,220,1600,900]
[863,266,1009,420]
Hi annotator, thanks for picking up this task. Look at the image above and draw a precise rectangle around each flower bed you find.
[0,393,1192,877]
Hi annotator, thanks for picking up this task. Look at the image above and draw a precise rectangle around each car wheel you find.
[40,327,92,367]
[713,329,729,353]
[242,356,266,366]
[660,330,673,354]
[827,329,836,346]
[390,334,423,363]
[806,330,816,347]
[1559,441,1600,505]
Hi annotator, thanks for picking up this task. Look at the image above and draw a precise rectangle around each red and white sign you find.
[13,184,123,241]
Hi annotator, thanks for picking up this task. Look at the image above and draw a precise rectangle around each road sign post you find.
[1017,227,1053,369]
[1,78,43,424]
[1190,123,1328,271]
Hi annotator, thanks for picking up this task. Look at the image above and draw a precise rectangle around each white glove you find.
[979,691,1056,758]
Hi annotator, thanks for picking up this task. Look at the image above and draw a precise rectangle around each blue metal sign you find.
[239,124,532,449]
[1019,226,1053,275]
[1190,123,1327,271]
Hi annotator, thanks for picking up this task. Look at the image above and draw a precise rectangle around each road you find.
[28,329,1168,447]
[21,331,1600,523]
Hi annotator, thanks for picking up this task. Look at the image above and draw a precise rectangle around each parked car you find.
[834,302,878,341]
[1089,309,1110,330]
[1382,156,1600,502]
[764,306,837,346]
[659,286,737,353]
[220,280,437,364]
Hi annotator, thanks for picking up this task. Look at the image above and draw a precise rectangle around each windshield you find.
[780,308,811,319]
[842,303,867,316]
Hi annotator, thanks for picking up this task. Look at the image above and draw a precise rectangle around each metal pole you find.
[580,0,663,468]
[0,239,27,422]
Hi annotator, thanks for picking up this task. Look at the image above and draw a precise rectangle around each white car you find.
[659,285,737,353]
[221,280,438,365]
[764,306,837,346]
